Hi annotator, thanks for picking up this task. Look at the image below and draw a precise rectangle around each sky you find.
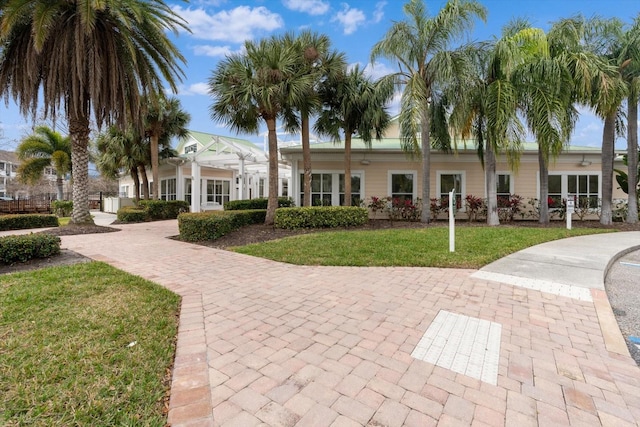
[0,0,639,152]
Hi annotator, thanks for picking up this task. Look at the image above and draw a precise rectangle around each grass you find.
[0,262,180,427]
[233,226,614,268]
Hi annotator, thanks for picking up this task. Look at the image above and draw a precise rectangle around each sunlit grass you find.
[0,262,180,426]
[233,226,613,268]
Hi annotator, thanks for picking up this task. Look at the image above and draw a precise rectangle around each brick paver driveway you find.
[61,220,640,427]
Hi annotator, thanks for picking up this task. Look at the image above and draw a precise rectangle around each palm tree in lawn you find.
[314,64,393,206]
[514,25,577,225]
[371,0,486,223]
[144,96,190,200]
[285,31,346,206]
[0,0,186,224]
[95,127,148,202]
[447,24,549,225]
[549,16,627,225]
[209,35,313,224]
[16,125,71,200]
[618,16,640,223]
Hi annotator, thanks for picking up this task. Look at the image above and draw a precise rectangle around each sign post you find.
[566,195,575,230]
[449,189,455,252]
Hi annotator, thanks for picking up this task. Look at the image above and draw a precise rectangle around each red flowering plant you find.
[497,194,523,222]
[464,195,485,222]
[366,196,388,219]
[389,197,422,221]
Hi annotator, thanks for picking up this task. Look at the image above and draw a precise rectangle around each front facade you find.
[281,120,626,219]
[117,130,292,212]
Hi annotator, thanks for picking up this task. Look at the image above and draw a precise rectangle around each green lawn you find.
[0,262,180,427]
[233,226,613,268]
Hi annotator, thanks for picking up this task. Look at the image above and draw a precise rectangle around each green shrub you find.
[0,214,59,231]
[165,200,190,218]
[178,209,266,242]
[118,200,190,223]
[224,197,294,210]
[0,233,61,264]
[117,206,148,223]
[51,200,73,217]
[274,206,369,229]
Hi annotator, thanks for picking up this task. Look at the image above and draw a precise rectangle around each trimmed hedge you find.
[138,199,190,220]
[117,207,148,223]
[274,206,369,229]
[224,197,294,211]
[0,233,61,264]
[178,210,266,242]
[0,214,59,231]
[117,200,190,223]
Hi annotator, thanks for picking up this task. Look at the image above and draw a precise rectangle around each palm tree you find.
[284,31,346,206]
[619,15,640,223]
[315,64,393,206]
[94,127,147,202]
[448,25,547,225]
[371,0,486,223]
[0,0,186,224]
[549,16,627,225]
[514,26,576,225]
[144,96,190,200]
[16,125,71,200]
[209,35,313,224]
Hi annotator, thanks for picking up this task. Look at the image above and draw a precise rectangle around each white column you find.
[191,161,201,213]
[176,164,184,201]
[238,157,245,200]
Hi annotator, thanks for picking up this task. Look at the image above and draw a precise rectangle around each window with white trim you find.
[281,178,289,197]
[568,174,599,208]
[184,178,192,204]
[206,179,230,205]
[546,173,600,209]
[339,174,361,206]
[300,172,363,206]
[160,178,177,201]
[438,172,463,209]
[389,172,415,202]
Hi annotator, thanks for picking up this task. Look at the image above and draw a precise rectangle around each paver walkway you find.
[59,219,640,427]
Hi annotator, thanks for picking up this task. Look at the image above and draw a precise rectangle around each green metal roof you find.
[280,138,604,153]
[176,130,263,154]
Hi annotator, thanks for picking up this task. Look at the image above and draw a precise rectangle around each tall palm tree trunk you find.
[55,175,64,201]
[344,133,352,206]
[627,99,638,223]
[302,113,312,207]
[421,112,431,223]
[265,118,279,225]
[68,114,94,225]
[601,112,616,225]
[130,167,141,202]
[139,164,150,200]
[150,135,160,200]
[485,143,499,225]
[538,149,550,224]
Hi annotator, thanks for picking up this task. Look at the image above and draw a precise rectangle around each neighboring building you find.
[117,130,292,212]
[0,150,18,198]
[280,119,627,218]
[0,149,67,199]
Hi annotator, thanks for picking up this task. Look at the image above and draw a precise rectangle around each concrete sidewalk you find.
[56,223,640,427]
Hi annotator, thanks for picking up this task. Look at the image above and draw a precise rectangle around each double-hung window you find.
[437,172,464,209]
[160,178,177,201]
[389,172,416,202]
[206,179,230,205]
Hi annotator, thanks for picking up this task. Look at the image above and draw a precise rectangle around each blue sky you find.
[0,0,638,151]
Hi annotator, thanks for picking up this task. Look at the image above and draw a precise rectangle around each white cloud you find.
[193,45,234,57]
[331,4,366,35]
[373,1,386,23]
[172,5,283,43]
[176,82,211,96]
[361,61,396,80]
[282,0,330,15]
